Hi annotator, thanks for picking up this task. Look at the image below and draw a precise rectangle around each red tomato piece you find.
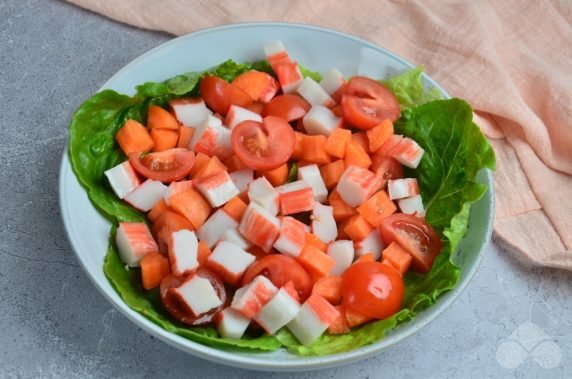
[199,75,253,115]
[371,154,404,187]
[129,148,195,182]
[262,94,311,122]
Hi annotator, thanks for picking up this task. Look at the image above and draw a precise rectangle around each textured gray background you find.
[1,0,570,378]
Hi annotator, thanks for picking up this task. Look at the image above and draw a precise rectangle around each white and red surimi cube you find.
[312,203,338,244]
[213,126,233,159]
[226,105,262,130]
[238,202,280,252]
[194,170,239,207]
[168,229,199,276]
[319,68,345,96]
[275,62,304,94]
[163,180,194,206]
[327,240,354,276]
[263,40,290,66]
[273,216,308,257]
[297,164,328,203]
[296,77,336,108]
[231,275,278,318]
[189,114,223,156]
[248,177,279,216]
[169,98,212,128]
[215,307,251,339]
[336,165,381,207]
[104,161,141,199]
[303,105,342,137]
[207,241,256,286]
[354,229,385,260]
[287,294,340,346]
[124,179,166,212]
[275,180,315,215]
[229,169,254,194]
[388,178,420,200]
[171,275,222,316]
[254,286,301,334]
[197,209,239,248]
[384,135,425,169]
[116,222,158,267]
[221,228,251,250]
[398,194,426,217]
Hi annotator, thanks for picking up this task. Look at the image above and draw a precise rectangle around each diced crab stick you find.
[194,170,239,208]
[116,222,158,267]
[231,275,278,318]
[163,180,194,206]
[273,216,308,257]
[248,177,279,216]
[254,286,301,335]
[263,40,291,67]
[124,179,166,212]
[336,165,381,207]
[104,161,141,199]
[296,77,336,108]
[287,294,340,346]
[398,194,426,217]
[238,203,280,252]
[303,105,342,137]
[220,228,251,250]
[170,275,222,317]
[275,62,304,94]
[168,230,199,276]
[213,126,233,160]
[197,209,239,248]
[319,68,345,96]
[388,178,420,200]
[229,169,254,194]
[311,203,338,244]
[189,114,223,156]
[297,164,328,203]
[381,135,425,169]
[206,241,256,286]
[327,240,354,276]
[275,180,315,215]
[226,105,263,130]
[215,307,251,339]
[354,229,385,260]
[169,98,212,128]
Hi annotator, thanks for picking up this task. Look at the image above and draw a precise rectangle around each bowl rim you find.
[59,21,495,371]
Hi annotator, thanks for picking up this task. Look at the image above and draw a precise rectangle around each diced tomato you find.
[200,75,253,115]
[129,148,195,183]
[262,94,311,122]
[371,154,404,188]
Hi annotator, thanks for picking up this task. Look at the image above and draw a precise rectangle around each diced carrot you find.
[283,281,301,304]
[177,126,195,148]
[151,128,178,152]
[140,252,170,290]
[297,245,335,279]
[147,105,180,130]
[247,102,265,115]
[261,163,288,187]
[302,135,332,164]
[319,160,346,190]
[312,276,342,305]
[297,160,314,168]
[328,305,351,334]
[194,156,227,179]
[325,128,352,158]
[231,70,278,103]
[115,119,155,154]
[222,196,248,221]
[351,132,371,154]
[344,215,374,242]
[291,132,306,160]
[147,199,169,223]
[367,119,393,153]
[337,218,351,240]
[345,306,373,327]
[189,152,210,178]
[223,154,247,172]
[354,252,376,263]
[345,141,372,169]
[382,242,412,274]
[356,190,397,227]
[331,105,343,117]
[151,210,194,253]
[305,232,327,252]
[170,188,211,229]
[305,294,340,324]
[328,190,357,221]
[197,240,212,266]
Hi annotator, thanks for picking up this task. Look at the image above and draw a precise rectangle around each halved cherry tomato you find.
[129,148,195,182]
[379,214,442,273]
[371,154,404,187]
[231,116,295,171]
[342,77,400,129]
[342,261,404,319]
[262,94,311,122]
[199,75,253,115]
[160,268,228,326]
[242,254,312,301]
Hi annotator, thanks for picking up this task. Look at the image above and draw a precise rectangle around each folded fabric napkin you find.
[68,0,572,270]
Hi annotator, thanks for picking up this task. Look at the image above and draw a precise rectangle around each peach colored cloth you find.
[68,0,572,269]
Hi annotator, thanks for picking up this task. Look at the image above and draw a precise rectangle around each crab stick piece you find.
[354,229,385,260]
[275,62,304,94]
[248,177,279,216]
[382,135,425,169]
[207,241,256,286]
[312,203,337,244]
[303,105,342,137]
[169,98,212,128]
[327,240,354,276]
[382,242,413,274]
[167,230,199,276]
[226,105,263,130]
[297,164,328,203]
[319,68,345,96]
[229,169,254,194]
[287,294,340,346]
[170,275,222,316]
[220,228,251,250]
[189,114,222,156]
[255,285,301,334]
[388,178,420,200]
[238,203,280,252]
[194,170,239,208]
[398,194,426,217]
[104,161,141,199]
[231,275,278,318]
[214,126,233,160]
[124,179,166,212]
[273,216,308,257]
[336,165,381,207]
[263,40,291,68]
[275,180,315,215]
[116,222,158,267]
[297,77,336,108]
[215,307,251,339]
[163,179,194,206]
[197,209,239,249]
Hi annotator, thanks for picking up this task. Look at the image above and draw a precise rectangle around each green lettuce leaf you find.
[382,66,442,109]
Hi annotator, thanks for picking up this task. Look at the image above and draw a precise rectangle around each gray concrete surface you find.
[1,0,570,377]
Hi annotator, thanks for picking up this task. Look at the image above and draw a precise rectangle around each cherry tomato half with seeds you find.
[129,148,195,182]
[262,94,311,122]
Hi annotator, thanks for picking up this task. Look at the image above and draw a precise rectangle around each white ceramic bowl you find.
[59,22,494,371]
